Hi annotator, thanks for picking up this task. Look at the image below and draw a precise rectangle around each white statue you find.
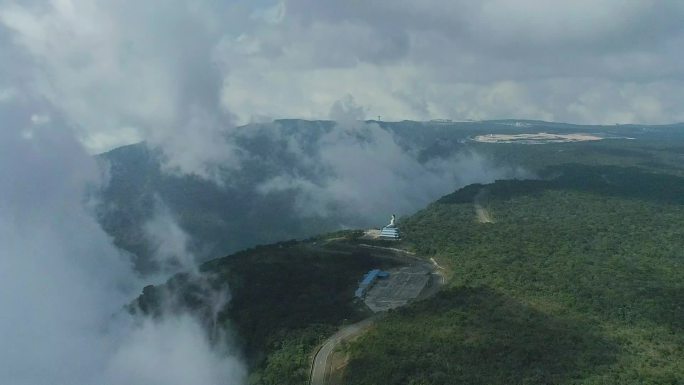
[389,214,396,227]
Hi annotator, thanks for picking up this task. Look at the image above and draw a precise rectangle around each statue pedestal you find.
[380,225,400,239]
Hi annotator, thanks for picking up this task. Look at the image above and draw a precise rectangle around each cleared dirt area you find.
[310,244,443,385]
[360,229,381,240]
[364,265,432,312]
[473,132,603,144]
[474,189,495,223]
[475,202,494,223]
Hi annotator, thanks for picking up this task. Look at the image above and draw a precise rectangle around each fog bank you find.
[0,95,244,384]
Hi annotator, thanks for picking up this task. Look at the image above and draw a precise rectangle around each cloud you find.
[105,315,245,385]
[0,0,243,179]
[255,97,532,225]
[144,197,199,279]
[0,93,244,384]
[213,0,684,125]
[0,86,15,102]
[1,0,683,174]
[5,2,677,380]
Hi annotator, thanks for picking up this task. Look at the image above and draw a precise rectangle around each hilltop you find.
[134,160,684,384]
[124,120,684,384]
[343,164,684,384]
[131,233,414,384]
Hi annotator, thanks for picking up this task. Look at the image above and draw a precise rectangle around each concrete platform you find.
[360,229,381,240]
[364,265,432,312]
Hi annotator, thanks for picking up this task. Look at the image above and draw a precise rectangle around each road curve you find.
[310,318,374,385]
[308,243,446,385]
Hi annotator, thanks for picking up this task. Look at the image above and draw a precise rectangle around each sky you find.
[1,0,684,157]
[1,1,683,383]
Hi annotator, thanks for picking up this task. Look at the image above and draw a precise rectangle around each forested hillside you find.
[343,164,684,384]
[122,122,684,384]
[132,234,398,385]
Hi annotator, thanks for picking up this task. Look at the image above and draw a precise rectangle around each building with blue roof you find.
[355,269,390,299]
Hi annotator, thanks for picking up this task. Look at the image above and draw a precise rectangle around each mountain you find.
[95,119,684,273]
[133,161,684,384]
[130,232,401,384]
[344,164,684,384]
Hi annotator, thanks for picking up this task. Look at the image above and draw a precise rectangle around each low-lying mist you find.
[0,100,245,384]
[98,103,532,271]
[251,113,530,223]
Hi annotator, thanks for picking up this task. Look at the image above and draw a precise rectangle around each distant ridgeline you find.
[96,119,684,273]
[438,163,684,206]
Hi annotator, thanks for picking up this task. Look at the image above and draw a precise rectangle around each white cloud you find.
[143,197,200,281]
[105,315,245,385]
[217,0,684,125]
[1,0,682,173]
[0,0,244,180]
[250,1,286,24]
[0,86,15,102]
[0,92,244,384]
[255,97,532,225]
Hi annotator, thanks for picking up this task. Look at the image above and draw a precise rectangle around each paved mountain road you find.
[310,318,375,385]
[309,244,446,385]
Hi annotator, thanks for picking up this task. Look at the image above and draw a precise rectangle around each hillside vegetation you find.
[343,164,684,384]
[133,235,398,385]
[130,134,684,384]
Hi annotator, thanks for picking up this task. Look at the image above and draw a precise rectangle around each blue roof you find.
[356,269,389,299]
[361,269,381,286]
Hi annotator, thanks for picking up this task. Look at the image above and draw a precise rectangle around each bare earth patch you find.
[360,229,381,240]
[475,203,495,223]
[473,132,603,144]
[474,189,495,224]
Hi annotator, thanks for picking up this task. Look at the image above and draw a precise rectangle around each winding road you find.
[310,318,375,385]
[309,244,447,385]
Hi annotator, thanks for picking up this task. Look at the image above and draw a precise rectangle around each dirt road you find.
[309,244,446,385]
[474,189,495,223]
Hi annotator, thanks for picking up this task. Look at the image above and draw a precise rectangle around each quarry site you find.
[472,132,604,144]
